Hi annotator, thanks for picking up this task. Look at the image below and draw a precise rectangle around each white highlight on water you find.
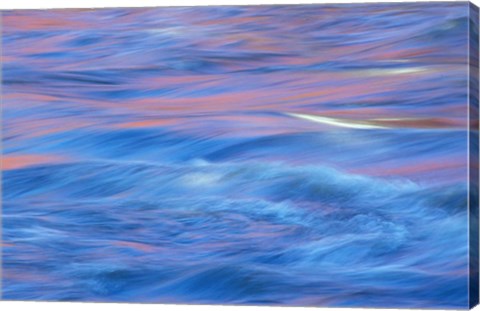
[286,112,389,130]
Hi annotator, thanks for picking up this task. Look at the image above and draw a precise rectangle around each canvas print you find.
[1,2,479,309]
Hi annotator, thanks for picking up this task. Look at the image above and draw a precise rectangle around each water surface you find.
[1,3,472,308]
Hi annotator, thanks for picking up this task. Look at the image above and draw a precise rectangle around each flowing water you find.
[1,3,473,308]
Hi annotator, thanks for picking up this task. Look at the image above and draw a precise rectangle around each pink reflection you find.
[2,154,67,170]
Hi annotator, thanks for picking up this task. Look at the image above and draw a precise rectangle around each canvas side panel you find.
[469,2,479,309]
[0,10,4,301]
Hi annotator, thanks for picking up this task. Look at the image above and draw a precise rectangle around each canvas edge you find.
[469,1,480,310]
[0,10,4,302]
[0,1,473,13]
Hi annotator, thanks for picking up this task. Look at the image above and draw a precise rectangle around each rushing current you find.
[1,3,473,308]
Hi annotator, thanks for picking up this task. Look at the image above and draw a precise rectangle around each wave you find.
[3,159,468,306]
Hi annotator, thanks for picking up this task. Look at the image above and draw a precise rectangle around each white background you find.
[0,0,478,310]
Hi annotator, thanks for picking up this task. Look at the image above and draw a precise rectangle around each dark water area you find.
[1,3,472,308]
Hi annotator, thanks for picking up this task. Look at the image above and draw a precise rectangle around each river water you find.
[1,3,473,308]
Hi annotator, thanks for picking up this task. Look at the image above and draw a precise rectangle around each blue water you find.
[1,3,472,308]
